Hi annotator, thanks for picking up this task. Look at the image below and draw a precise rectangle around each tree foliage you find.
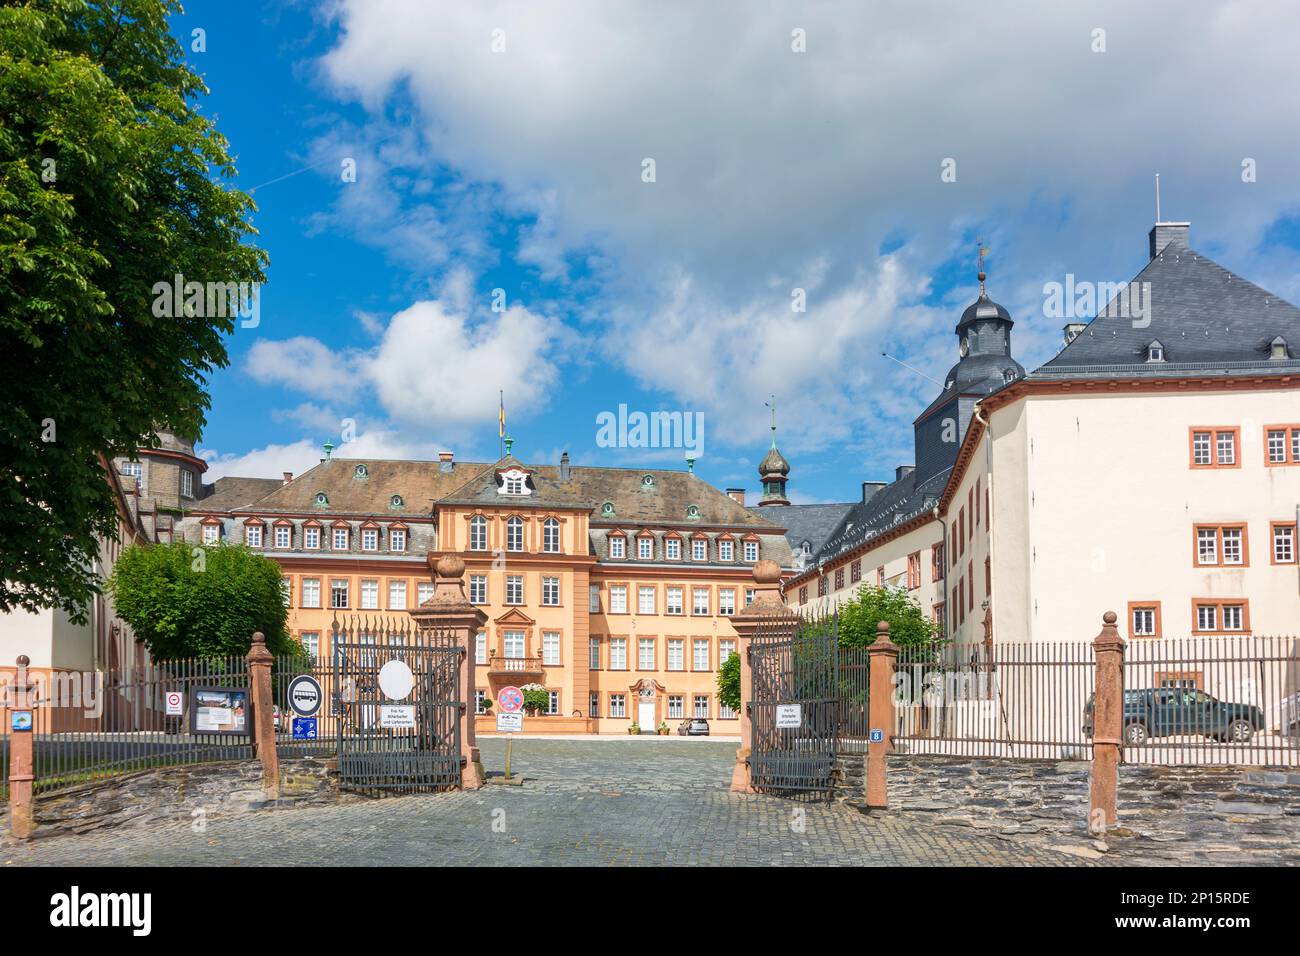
[107,543,293,660]
[837,584,940,650]
[0,0,267,620]
[717,650,740,712]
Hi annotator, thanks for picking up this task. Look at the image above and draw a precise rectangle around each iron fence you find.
[836,645,870,752]
[892,639,1096,760]
[1122,635,1300,767]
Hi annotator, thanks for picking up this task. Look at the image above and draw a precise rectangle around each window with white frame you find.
[610,637,627,670]
[692,538,707,561]
[665,538,681,560]
[202,524,219,545]
[1221,527,1244,564]
[332,527,349,550]
[302,578,321,609]
[718,539,733,562]
[330,578,349,609]
[692,587,709,615]
[304,526,320,549]
[1196,527,1218,565]
[1192,430,1212,465]
[668,695,683,719]
[361,579,379,609]
[638,536,653,559]
[609,585,627,614]
[610,694,626,718]
[389,528,406,552]
[280,577,292,607]
[1274,524,1295,563]
[1222,604,1245,631]
[417,581,434,605]
[475,631,487,665]
[693,639,710,671]
[718,588,736,616]
[719,638,736,664]
[543,518,560,553]
[1268,429,1288,463]
[388,580,407,610]
[1216,431,1236,465]
[745,588,756,607]
[589,584,601,613]
[245,524,263,547]
[274,525,291,549]
[506,516,524,552]
[506,575,523,605]
[546,691,559,715]
[543,631,561,666]
[667,639,684,670]
[743,540,759,562]
[638,637,654,670]
[469,575,487,604]
[666,586,683,615]
[503,473,526,495]
[719,700,736,719]
[589,637,601,669]
[120,460,144,490]
[609,536,626,559]
[469,515,487,551]
[638,585,655,615]
[1131,607,1157,637]
[1196,604,1217,632]
[503,630,526,659]
[693,695,709,718]
[361,528,378,551]
[589,691,600,717]
[475,690,488,714]
[300,632,319,661]
[542,576,560,606]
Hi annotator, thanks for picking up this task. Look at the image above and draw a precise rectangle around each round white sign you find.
[287,675,323,717]
[378,660,414,701]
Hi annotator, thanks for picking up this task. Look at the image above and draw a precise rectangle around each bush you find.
[717,650,741,712]
[837,584,939,650]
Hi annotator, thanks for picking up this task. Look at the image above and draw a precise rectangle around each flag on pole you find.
[499,391,505,438]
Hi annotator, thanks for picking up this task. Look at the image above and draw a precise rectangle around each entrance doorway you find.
[638,698,655,730]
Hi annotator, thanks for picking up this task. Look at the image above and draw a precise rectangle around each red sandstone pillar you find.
[1089,611,1125,831]
[7,655,36,839]
[409,554,488,790]
[726,559,797,793]
[246,632,279,800]
[866,621,898,808]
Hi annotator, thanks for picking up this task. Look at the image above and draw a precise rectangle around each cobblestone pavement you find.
[5,739,1108,867]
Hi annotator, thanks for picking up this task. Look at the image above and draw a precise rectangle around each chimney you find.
[726,488,746,506]
[1149,221,1190,260]
[282,471,293,485]
[438,451,454,473]
[861,480,886,503]
[895,465,915,482]
[559,451,571,481]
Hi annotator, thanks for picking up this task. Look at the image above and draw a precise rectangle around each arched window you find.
[543,517,561,553]
[506,516,524,552]
[469,515,487,551]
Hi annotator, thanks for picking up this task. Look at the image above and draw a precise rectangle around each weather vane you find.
[977,240,990,295]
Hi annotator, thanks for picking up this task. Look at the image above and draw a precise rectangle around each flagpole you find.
[499,389,504,459]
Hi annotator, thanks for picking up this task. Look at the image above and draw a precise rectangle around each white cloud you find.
[246,336,357,400]
[201,428,438,481]
[313,0,1300,451]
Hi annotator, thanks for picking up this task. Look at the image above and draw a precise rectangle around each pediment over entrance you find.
[494,607,536,627]
[629,678,665,695]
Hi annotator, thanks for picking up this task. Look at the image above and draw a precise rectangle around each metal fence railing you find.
[1122,635,1300,767]
[836,645,870,753]
[892,640,1096,760]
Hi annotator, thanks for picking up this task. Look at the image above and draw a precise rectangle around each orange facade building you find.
[178,446,795,735]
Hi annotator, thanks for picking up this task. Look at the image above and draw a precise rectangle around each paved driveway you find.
[6,739,1105,866]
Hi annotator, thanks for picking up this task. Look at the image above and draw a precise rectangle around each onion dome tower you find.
[758,396,791,506]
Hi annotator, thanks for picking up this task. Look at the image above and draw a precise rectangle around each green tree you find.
[837,584,940,650]
[521,688,550,715]
[0,0,267,621]
[717,650,740,713]
[107,543,293,660]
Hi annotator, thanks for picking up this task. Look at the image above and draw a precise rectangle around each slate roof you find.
[1035,231,1300,379]
[749,503,855,558]
[809,467,951,568]
[195,476,285,512]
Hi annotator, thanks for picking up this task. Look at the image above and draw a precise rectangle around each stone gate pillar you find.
[726,559,798,793]
[246,632,279,800]
[1089,611,1125,831]
[866,621,898,808]
[7,655,36,839]
[409,554,488,790]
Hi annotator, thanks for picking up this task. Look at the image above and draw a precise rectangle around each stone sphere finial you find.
[752,558,781,585]
[435,554,466,579]
[17,654,30,667]
[252,631,265,646]
[1102,610,1118,626]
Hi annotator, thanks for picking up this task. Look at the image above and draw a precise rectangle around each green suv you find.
[1083,687,1264,745]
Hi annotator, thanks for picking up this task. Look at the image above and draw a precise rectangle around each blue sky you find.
[180,1,1300,503]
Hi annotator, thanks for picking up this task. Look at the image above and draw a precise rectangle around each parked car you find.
[272,704,282,732]
[1083,688,1264,745]
[678,717,710,736]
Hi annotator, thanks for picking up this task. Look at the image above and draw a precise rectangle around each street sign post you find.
[496,712,523,733]
[776,703,802,729]
[165,691,184,716]
[292,717,318,740]
[497,686,524,780]
[286,675,323,717]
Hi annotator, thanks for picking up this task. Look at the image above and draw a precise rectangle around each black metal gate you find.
[332,617,463,795]
[749,612,840,796]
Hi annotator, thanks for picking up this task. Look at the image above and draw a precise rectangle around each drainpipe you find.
[974,405,994,639]
[934,508,949,639]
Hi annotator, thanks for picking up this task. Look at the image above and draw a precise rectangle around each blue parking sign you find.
[292,717,318,740]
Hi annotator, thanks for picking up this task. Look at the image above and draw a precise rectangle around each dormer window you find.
[686,504,700,519]
[641,474,655,488]
[499,468,530,496]
[601,502,615,518]
[390,494,404,509]
[314,492,328,507]
[1271,336,1289,360]
[354,464,368,479]
[1145,340,1166,363]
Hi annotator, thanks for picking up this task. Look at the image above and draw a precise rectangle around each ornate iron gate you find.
[749,612,840,796]
[332,617,463,794]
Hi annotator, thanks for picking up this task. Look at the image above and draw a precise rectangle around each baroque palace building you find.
[174,442,796,735]
[787,218,1300,647]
